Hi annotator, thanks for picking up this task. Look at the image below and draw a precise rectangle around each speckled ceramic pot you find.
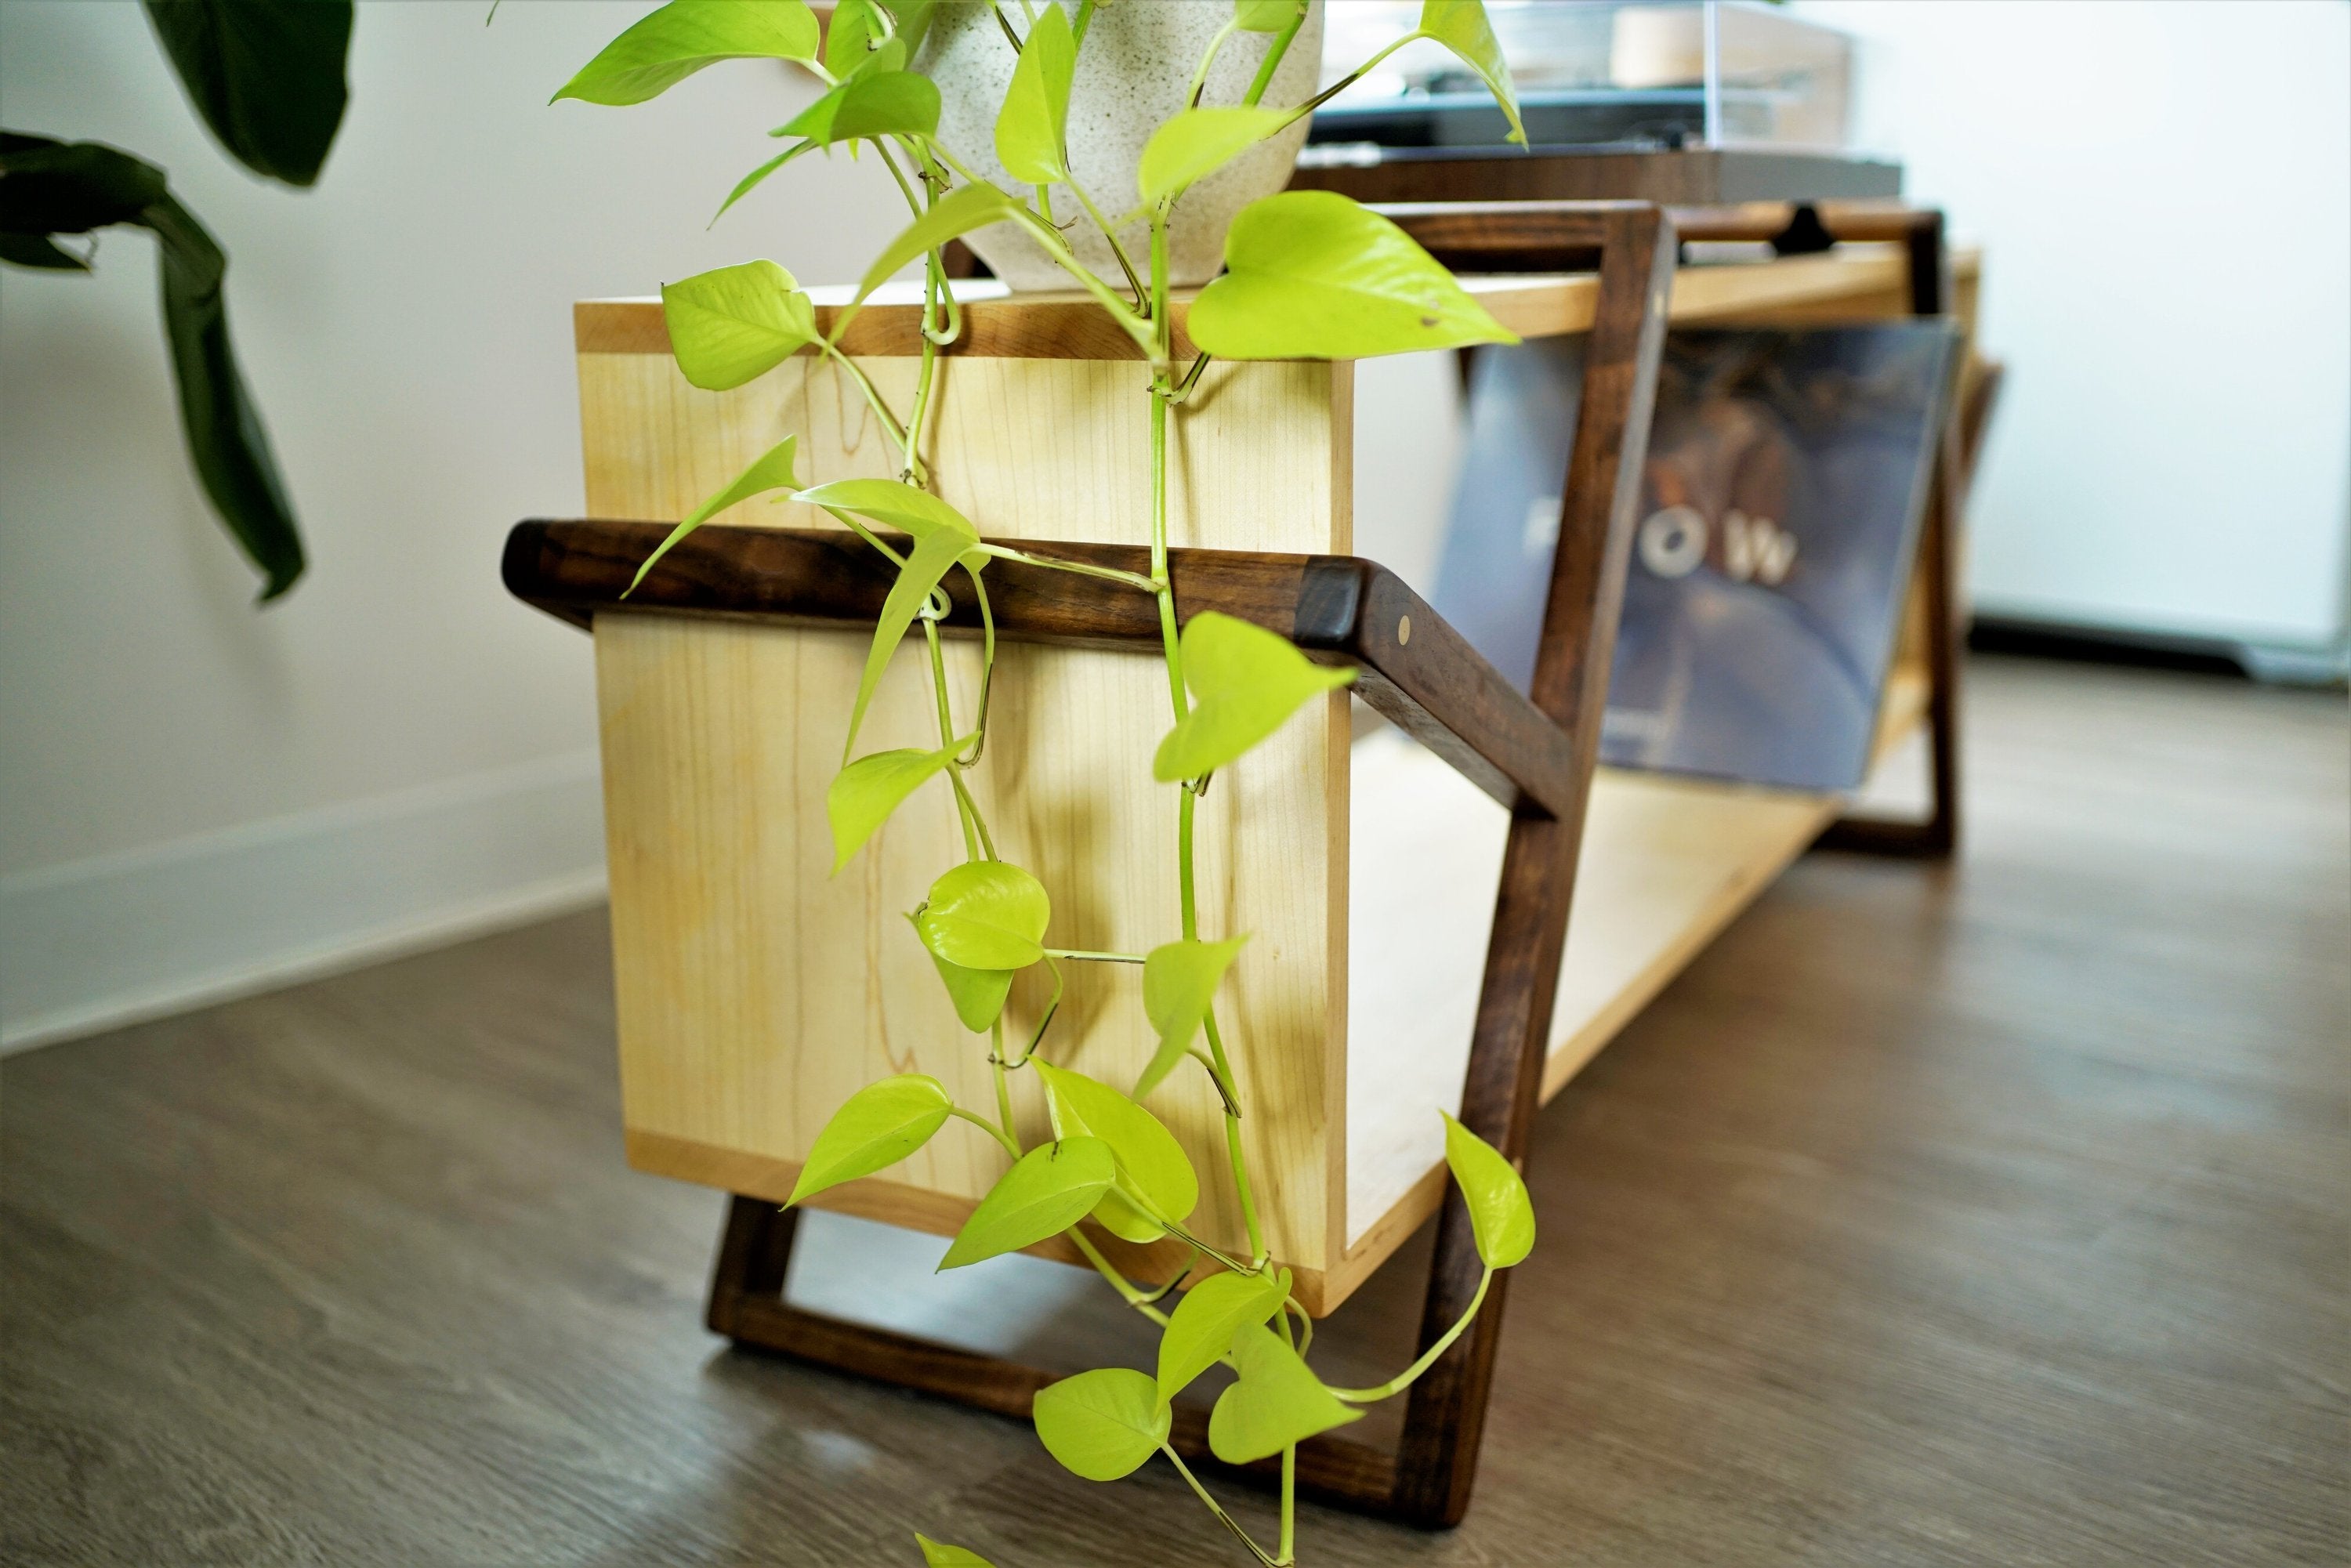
[914,1,1326,291]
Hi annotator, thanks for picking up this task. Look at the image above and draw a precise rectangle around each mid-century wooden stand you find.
[506,200,1980,1529]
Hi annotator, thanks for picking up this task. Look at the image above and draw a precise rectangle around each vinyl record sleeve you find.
[1431,324,1960,793]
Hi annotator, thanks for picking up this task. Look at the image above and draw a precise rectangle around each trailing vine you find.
[558,4,1533,1562]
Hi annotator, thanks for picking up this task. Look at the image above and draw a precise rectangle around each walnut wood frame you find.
[505,201,1673,1529]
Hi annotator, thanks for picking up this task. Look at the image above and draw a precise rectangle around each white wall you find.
[1796,0,2351,661]
[0,2,907,1048]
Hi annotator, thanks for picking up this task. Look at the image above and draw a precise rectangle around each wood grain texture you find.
[9,655,2340,1566]
[580,347,1353,1283]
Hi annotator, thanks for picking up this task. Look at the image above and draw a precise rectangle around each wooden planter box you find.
[549,234,1975,1320]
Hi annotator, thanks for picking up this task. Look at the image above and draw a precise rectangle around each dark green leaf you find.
[624,436,800,596]
[845,527,969,756]
[1207,1324,1362,1464]
[1032,1367,1170,1481]
[1187,190,1520,361]
[1156,1267,1288,1400]
[661,259,818,390]
[914,1535,995,1568]
[1136,934,1248,1097]
[1419,0,1524,146]
[1152,611,1353,782]
[1036,1062,1198,1243]
[0,231,89,270]
[142,0,352,186]
[554,0,821,106]
[1441,1110,1534,1268]
[1137,107,1290,205]
[788,1074,954,1204]
[0,134,304,599]
[993,0,1074,184]
[914,860,1050,971]
[828,737,963,871]
[940,1136,1114,1269]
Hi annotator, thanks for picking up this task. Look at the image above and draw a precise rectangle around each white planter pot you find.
[915,0,1326,291]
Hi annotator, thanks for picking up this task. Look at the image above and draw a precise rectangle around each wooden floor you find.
[5,655,2346,1567]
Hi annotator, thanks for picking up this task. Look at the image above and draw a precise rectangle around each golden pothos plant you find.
[558,3,1532,1561]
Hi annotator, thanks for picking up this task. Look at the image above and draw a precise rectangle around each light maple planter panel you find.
[574,252,1967,1316]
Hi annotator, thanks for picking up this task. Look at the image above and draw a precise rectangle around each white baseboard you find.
[1,751,609,1055]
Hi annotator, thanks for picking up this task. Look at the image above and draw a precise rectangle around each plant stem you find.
[973,541,1159,596]
[923,619,983,861]
[1005,954,1063,1066]
[817,339,922,484]
[991,1019,1020,1144]
[1042,947,1145,965]
[1243,4,1308,107]
[1070,0,1098,48]
[1326,1267,1495,1403]
[1280,1445,1296,1564]
[1070,1230,1173,1327]
[949,1103,1021,1160]
[1067,172,1149,312]
[1160,1447,1279,1567]
[1183,16,1241,109]
[961,567,994,765]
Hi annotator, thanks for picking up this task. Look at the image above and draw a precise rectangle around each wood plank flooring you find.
[5,654,2345,1566]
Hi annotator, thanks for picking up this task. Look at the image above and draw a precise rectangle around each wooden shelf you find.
[1335,669,1929,1302]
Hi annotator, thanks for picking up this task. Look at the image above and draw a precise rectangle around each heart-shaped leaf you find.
[661,259,818,390]
[844,526,972,758]
[915,860,1051,971]
[1156,1267,1288,1401]
[1418,1,1525,146]
[1152,612,1353,783]
[794,478,979,545]
[914,1535,995,1567]
[1137,107,1291,205]
[1235,0,1303,31]
[839,182,1024,335]
[824,0,889,78]
[777,62,938,148]
[828,739,966,872]
[1441,1111,1534,1268]
[712,139,821,226]
[554,0,821,107]
[940,1136,1114,1269]
[1186,191,1520,362]
[1036,1063,1199,1243]
[1136,934,1249,1098]
[927,950,1016,1033]
[787,1073,953,1204]
[994,0,1075,184]
[625,436,801,596]
[1207,1324,1363,1465]
[1032,1367,1170,1482]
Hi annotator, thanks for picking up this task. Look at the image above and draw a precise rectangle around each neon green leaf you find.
[1186,190,1520,361]
[828,739,965,872]
[1441,1110,1534,1268]
[1156,1267,1288,1401]
[1207,1324,1363,1465]
[1032,1367,1170,1481]
[1137,107,1291,205]
[712,139,820,226]
[793,478,978,545]
[914,860,1051,971]
[1235,0,1302,31]
[994,0,1075,184]
[914,1535,995,1567]
[1135,934,1248,1098]
[787,1074,953,1204]
[928,951,1016,1033]
[624,436,800,596]
[1418,1,1524,146]
[940,1137,1114,1269]
[824,0,889,78]
[661,259,818,390]
[554,0,820,106]
[777,60,938,147]
[1152,611,1353,782]
[838,181,1025,338]
[1036,1062,1198,1243]
[844,526,968,757]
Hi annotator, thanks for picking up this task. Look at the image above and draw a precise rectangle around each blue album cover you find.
[1431,324,1959,793]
